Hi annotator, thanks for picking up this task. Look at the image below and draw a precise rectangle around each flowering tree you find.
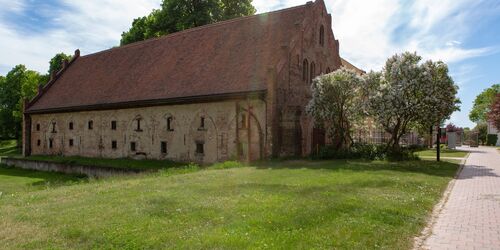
[419,60,460,127]
[363,52,459,152]
[488,94,500,130]
[446,123,462,132]
[307,68,363,150]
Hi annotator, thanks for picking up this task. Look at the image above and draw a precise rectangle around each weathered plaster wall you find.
[30,99,266,163]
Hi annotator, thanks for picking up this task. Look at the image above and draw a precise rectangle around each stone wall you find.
[29,98,266,163]
[1,157,142,178]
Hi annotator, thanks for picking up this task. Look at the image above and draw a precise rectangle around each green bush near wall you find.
[486,134,498,146]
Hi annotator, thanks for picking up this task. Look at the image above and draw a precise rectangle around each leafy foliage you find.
[307,68,364,150]
[120,0,256,46]
[473,123,488,145]
[487,93,500,131]
[48,53,72,75]
[469,84,500,123]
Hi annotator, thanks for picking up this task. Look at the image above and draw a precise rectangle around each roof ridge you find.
[81,3,308,58]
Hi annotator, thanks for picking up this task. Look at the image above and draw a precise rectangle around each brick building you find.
[22,0,343,163]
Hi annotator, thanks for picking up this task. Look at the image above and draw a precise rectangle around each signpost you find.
[436,125,441,162]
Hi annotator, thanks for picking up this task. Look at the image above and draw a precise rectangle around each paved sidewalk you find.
[422,146,500,250]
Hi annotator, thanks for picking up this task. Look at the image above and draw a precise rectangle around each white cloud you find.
[0,0,496,76]
[0,0,159,74]
[327,0,494,71]
[0,0,26,14]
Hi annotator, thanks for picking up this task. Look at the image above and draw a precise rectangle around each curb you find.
[412,152,470,250]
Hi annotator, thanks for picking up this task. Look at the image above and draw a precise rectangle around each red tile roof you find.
[26,4,311,113]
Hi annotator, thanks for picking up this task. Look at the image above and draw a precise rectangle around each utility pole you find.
[436,125,441,162]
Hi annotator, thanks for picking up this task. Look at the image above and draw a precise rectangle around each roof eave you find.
[25,90,267,115]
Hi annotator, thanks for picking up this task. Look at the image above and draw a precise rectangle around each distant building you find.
[23,0,343,163]
[487,120,500,146]
[341,57,366,75]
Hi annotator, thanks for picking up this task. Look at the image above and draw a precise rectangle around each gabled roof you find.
[341,57,365,75]
[26,3,311,113]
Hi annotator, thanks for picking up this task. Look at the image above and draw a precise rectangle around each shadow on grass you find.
[0,164,87,188]
[252,159,459,178]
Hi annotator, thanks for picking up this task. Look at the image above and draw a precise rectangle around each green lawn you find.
[0,140,21,157]
[0,159,458,249]
[415,148,468,158]
[20,155,186,171]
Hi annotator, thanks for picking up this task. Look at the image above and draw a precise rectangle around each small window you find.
[161,141,167,154]
[319,25,325,46]
[130,142,136,152]
[112,140,117,149]
[37,139,41,146]
[196,142,204,155]
[69,122,74,130]
[167,117,174,131]
[36,124,40,131]
[111,121,117,130]
[135,118,142,132]
[69,139,74,147]
[49,139,53,148]
[88,120,93,130]
[303,59,309,82]
[326,67,331,73]
[51,122,56,133]
[199,117,205,129]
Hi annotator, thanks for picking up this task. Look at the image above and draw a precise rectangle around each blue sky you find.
[0,0,499,128]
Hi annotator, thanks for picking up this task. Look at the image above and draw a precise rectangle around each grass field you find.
[415,148,468,158]
[0,159,458,249]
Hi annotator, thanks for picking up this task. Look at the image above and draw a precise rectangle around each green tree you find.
[0,65,42,139]
[48,53,72,75]
[120,0,256,46]
[469,84,500,123]
[306,68,364,150]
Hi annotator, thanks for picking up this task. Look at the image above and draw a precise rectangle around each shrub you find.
[315,143,381,160]
[407,144,427,151]
[486,134,498,146]
[315,143,419,161]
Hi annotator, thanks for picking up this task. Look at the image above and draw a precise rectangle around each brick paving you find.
[422,146,500,250]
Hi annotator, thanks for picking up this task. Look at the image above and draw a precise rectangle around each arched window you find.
[302,59,309,82]
[88,120,93,130]
[51,121,56,133]
[310,62,316,83]
[319,25,325,46]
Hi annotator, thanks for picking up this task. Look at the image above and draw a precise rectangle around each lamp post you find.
[436,125,441,162]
